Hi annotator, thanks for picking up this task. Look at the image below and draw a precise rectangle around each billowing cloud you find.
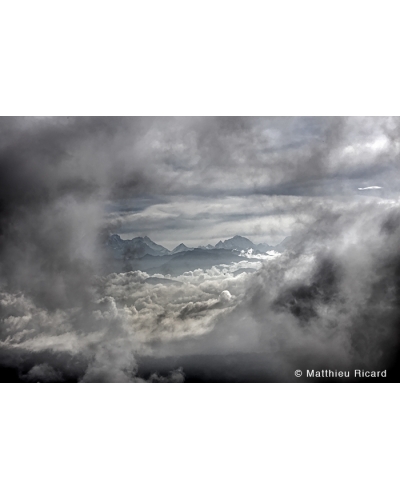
[0,259,261,380]
[135,198,400,381]
[1,117,400,382]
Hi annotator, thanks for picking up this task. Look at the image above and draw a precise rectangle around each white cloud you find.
[0,258,262,381]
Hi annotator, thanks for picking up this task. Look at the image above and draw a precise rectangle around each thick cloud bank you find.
[1,117,400,382]
[203,199,400,380]
[0,260,263,381]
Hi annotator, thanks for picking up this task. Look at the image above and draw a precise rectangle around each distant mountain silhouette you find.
[104,233,288,275]
[106,235,171,259]
[215,235,254,250]
[172,243,193,254]
[215,235,273,252]
[273,236,291,252]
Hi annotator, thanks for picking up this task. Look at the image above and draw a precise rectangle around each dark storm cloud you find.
[99,116,400,245]
[0,117,158,299]
[144,198,400,381]
[1,116,400,382]
[0,117,164,381]
[0,116,388,211]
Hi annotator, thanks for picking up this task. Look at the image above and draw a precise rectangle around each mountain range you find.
[106,234,171,259]
[106,234,280,261]
[104,234,290,276]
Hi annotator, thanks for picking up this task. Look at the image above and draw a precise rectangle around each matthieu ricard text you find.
[306,369,386,378]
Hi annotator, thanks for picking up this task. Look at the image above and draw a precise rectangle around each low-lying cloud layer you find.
[0,260,263,381]
[1,117,399,382]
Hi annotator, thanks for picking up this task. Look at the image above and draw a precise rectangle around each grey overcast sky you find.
[1,116,400,383]
[1,116,399,249]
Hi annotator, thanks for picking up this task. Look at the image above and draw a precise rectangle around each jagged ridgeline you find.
[104,234,287,276]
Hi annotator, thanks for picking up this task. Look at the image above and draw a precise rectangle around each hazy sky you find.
[105,116,400,248]
[1,117,400,382]
[1,116,399,249]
